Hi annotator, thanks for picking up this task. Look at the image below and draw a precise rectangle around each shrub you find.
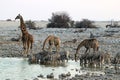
[6,19,12,21]
[75,19,96,28]
[47,11,72,28]
[25,20,36,29]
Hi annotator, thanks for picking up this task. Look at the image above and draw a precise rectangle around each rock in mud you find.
[66,72,71,76]
[37,74,44,78]
[47,73,54,79]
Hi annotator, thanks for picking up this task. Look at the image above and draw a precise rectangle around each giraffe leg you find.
[27,41,32,56]
[30,41,33,55]
[93,47,98,53]
[24,42,28,57]
[93,48,95,53]
[88,48,90,53]
[85,48,89,54]
[56,45,60,52]
[48,44,53,52]
[26,41,30,55]
[22,42,26,55]
[29,42,32,54]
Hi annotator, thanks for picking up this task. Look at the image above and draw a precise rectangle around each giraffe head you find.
[15,14,21,20]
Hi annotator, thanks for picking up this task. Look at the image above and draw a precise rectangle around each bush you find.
[6,19,12,21]
[75,19,96,28]
[25,20,37,29]
[47,12,72,28]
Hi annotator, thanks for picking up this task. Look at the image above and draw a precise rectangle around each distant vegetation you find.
[25,20,37,29]
[106,21,120,28]
[47,11,73,28]
[6,19,12,21]
[5,12,98,29]
[75,19,96,29]
[47,12,97,28]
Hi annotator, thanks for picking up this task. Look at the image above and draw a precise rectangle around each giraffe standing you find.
[15,14,34,56]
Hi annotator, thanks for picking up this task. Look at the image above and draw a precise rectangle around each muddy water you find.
[0,58,80,80]
[0,58,104,80]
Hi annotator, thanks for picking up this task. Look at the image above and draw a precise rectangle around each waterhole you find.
[0,58,104,80]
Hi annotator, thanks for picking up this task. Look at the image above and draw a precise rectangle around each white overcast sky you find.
[0,0,120,21]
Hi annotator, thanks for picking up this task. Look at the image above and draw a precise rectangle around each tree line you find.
[47,11,96,28]
[7,11,97,29]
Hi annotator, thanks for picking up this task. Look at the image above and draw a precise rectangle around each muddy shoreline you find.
[0,27,120,80]
[1,28,120,57]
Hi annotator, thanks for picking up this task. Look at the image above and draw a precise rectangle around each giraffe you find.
[75,38,99,62]
[42,35,61,52]
[15,14,34,56]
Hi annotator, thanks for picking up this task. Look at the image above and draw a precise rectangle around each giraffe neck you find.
[20,17,25,28]
[19,16,28,34]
